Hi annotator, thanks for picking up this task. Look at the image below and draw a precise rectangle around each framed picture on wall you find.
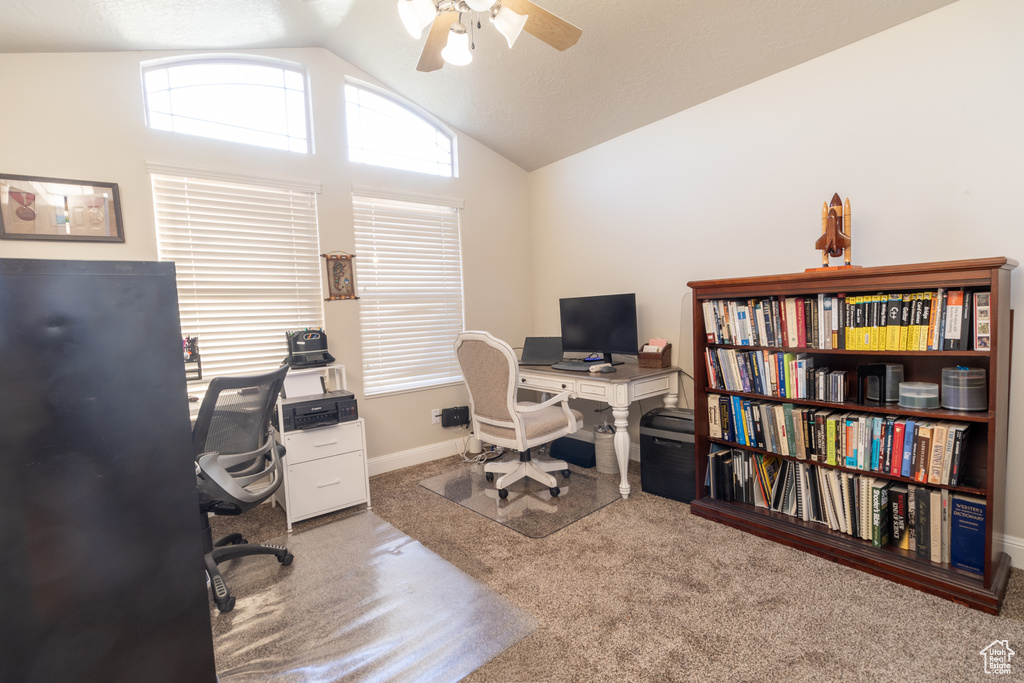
[0,173,125,242]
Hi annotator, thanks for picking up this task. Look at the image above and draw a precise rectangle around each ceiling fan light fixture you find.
[398,0,437,40]
[492,6,528,48]
[464,0,496,11]
[440,23,473,66]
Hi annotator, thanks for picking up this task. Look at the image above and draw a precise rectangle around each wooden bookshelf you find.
[688,257,1016,614]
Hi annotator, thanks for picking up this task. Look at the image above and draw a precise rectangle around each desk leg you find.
[612,406,631,498]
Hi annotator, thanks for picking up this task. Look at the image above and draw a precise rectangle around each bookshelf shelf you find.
[689,257,1016,614]
[704,389,994,423]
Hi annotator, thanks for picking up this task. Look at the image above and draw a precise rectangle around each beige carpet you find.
[368,456,1024,682]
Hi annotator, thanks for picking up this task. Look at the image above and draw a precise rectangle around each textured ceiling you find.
[0,0,956,170]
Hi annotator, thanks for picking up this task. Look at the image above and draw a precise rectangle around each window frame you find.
[141,55,314,154]
[344,78,458,178]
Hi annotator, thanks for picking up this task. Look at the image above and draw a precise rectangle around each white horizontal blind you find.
[353,193,465,395]
[152,173,324,382]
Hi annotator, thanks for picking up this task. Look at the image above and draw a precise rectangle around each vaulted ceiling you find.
[2,0,956,170]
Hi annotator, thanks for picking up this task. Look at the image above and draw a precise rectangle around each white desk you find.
[517,364,680,498]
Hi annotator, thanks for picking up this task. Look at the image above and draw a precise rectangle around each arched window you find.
[345,81,456,177]
[143,57,311,153]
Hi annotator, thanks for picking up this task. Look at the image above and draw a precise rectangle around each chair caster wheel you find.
[485,472,494,481]
[217,596,236,613]
[562,469,571,479]
[498,488,509,499]
[550,487,560,497]
[280,553,293,566]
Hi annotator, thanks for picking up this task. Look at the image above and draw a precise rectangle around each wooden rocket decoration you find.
[815,193,852,267]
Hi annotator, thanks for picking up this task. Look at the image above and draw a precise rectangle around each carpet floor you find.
[368,456,1024,683]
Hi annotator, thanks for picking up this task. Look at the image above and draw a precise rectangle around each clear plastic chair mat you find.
[212,510,536,682]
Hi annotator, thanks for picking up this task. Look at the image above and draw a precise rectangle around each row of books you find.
[705,347,846,402]
[701,289,990,351]
[707,449,986,574]
[707,394,971,486]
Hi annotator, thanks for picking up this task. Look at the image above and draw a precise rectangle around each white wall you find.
[0,47,533,467]
[527,0,1024,542]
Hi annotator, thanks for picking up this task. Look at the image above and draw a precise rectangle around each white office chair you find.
[455,331,583,498]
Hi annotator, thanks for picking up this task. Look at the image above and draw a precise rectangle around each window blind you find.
[353,193,465,396]
[152,172,324,382]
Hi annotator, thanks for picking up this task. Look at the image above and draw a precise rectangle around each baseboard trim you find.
[367,438,463,477]
[999,533,1023,569]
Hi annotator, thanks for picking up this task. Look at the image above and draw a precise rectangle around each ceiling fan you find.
[397,0,582,72]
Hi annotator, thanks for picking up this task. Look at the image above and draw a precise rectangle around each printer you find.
[275,390,358,432]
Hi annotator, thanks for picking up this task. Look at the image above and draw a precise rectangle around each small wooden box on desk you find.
[639,343,672,368]
[273,364,370,531]
[688,258,1016,614]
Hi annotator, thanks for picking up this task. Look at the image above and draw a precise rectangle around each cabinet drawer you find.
[286,451,366,520]
[283,422,362,465]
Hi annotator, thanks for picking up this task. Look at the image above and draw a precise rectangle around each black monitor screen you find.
[558,293,638,364]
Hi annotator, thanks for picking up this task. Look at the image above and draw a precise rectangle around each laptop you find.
[519,337,563,365]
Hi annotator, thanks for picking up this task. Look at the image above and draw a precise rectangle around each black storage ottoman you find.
[639,408,696,503]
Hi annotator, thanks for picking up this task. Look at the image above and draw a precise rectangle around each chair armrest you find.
[516,390,580,436]
[516,390,573,412]
[197,442,283,505]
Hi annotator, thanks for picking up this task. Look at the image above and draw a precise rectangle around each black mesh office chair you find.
[194,366,292,613]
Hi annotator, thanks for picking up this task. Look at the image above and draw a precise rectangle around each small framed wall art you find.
[322,252,359,300]
[0,173,125,242]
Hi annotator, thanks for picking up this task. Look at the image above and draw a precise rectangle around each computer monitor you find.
[558,293,639,365]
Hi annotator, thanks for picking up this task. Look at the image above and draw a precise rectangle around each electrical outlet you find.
[431,408,441,424]
[441,405,470,427]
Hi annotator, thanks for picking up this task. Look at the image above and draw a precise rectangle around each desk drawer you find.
[519,375,576,394]
[577,380,613,401]
[283,421,362,465]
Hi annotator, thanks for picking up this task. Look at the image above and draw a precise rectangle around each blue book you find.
[901,419,917,477]
[730,396,746,445]
[742,399,756,448]
[870,416,883,471]
[950,494,986,575]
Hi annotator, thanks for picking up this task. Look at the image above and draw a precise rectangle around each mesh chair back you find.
[192,367,288,460]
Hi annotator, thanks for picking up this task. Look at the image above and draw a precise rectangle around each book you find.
[941,489,951,564]
[950,494,986,574]
[890,484,909,550]
[884,293,903,350]
[908,485,917,552]
[707,394,723,439]
[927,422,949,485]
[913,423,933,483]
[915,487,931,560]
[890,419,906,476]
[948,424,970,486]
[943,290,964,350]
[898,293,913,351]
[929,488,942,563]
[871,479,893,548]
[900,419,917,478]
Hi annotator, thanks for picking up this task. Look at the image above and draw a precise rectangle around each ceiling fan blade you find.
[502,0,582,51]
[417,11,457,72]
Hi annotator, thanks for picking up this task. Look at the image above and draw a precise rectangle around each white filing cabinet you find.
[273,365,370,531]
